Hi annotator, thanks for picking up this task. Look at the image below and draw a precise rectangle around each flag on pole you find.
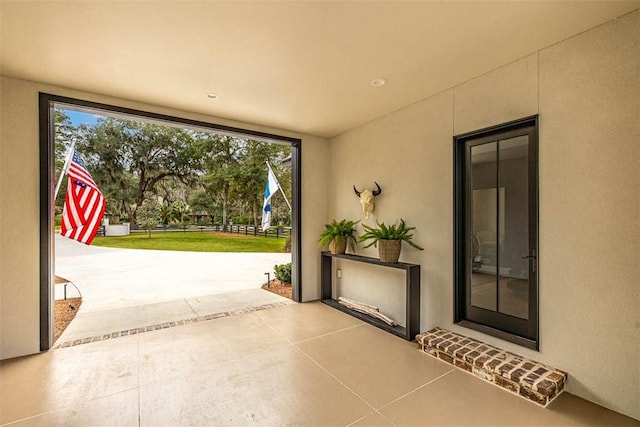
[261,163,280,230]
[60,148,106,245]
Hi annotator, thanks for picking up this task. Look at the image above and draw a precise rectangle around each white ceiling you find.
[1,1,638,138]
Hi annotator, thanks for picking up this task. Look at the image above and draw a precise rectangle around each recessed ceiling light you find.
[205,93,218,99]
[370,79,387,87]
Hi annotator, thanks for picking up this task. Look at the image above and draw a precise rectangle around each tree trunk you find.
[123,201,132,223]
[132,191,145,226]
[252,198,258,228]
[135,169,146,225]
[222,184,229,232]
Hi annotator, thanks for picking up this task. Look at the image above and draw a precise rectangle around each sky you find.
[64,109,101,127]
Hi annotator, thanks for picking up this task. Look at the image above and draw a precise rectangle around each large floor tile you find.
[2,301,637,426]
[137,312,291,383]
[253,301,362,342]
[139,345,372,426]
[296,323,454,409]
[544,393,640,426]
[0,337,139,425]
[380,369,639,426]
[348,412,395,426]
[2,388,139,427]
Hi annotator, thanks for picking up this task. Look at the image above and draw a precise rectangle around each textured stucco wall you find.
[329,11,639,420]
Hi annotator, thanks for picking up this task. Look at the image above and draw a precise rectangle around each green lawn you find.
[92,231,287,253]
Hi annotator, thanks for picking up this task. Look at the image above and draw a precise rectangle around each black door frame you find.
[39,92,302,351]
[453,115,539,350]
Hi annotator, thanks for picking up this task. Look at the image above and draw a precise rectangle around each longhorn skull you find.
[353,182,382,219]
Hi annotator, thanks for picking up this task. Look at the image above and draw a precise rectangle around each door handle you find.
[521,250,537,272]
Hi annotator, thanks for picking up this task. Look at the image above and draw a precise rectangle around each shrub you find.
[274,262,292,283]
[231,215,252,225]
[137,199,161,237]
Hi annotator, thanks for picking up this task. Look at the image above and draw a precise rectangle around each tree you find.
[155,177,189,207]
[79,117,200,223]
[56,111,293,231]
[54,109,74,167]
[53,110,75,210]
[272,161,292,226]
[136,199,161,237]
[197,134,242,232]
[235,140,290,227]
[171,200,192,231]
[158,203,176,229]
[188,188,218,224]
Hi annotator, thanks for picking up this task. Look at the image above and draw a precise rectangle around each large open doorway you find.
[39,93,302,351]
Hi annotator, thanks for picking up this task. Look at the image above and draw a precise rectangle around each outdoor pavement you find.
[55,234,291,342]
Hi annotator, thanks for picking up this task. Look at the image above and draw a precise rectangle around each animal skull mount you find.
[353,182,382,219]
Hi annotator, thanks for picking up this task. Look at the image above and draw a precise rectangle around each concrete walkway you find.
[55,234,291,342]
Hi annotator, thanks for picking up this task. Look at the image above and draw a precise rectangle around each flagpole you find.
[266,161,292,212]
[54,140,76,199]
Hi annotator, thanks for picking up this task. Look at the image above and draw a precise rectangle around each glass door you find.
[455,117,538,349]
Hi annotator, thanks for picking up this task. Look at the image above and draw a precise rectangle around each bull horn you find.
[372,182,382,196]
[353,185,361,197]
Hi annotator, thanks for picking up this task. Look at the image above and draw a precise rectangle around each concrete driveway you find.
[55,234,292,342]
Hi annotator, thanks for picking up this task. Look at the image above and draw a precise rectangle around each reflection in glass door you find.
[455,117,538,349]
[470,136,529,319]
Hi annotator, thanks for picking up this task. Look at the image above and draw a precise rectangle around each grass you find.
[92,231,288,253]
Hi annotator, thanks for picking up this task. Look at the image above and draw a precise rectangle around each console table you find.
[321,251,420,341]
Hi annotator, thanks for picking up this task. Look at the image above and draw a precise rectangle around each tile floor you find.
[1,302,637,426]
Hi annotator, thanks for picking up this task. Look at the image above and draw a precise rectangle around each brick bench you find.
[416,327,567,407]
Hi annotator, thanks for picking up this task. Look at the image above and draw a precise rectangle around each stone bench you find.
[416,327,567,407]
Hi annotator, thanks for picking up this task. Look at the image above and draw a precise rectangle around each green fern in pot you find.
[359,218,423,262]
[318,219,359,254]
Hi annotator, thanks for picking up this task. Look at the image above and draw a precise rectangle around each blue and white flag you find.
[261,163,280,230]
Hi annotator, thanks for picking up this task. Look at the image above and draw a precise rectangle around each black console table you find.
[321,251,420,341]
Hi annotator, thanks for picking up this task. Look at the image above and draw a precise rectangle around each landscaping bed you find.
[261,279,292,299]
[54,276,82,341]
[55,298,82,341]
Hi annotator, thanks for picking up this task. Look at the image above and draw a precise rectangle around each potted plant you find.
[318,219,359,254]
[359,218,423,263]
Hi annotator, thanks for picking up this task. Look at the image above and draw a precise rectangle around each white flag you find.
[261,164,280,230]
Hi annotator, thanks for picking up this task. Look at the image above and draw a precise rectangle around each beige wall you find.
[0,77,329,360]
[329,11,639,420]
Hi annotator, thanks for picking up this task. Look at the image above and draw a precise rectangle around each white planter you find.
[105,223,130,236]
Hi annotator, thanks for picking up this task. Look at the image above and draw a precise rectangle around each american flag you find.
[60,148,106,245]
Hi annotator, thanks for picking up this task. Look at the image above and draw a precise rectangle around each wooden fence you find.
[213,224,291,239]
[123,224,291,239]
